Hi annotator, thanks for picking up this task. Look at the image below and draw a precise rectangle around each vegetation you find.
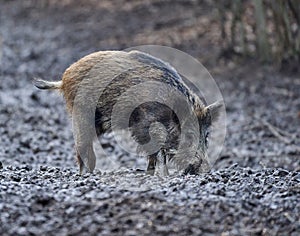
[218,0,300,67]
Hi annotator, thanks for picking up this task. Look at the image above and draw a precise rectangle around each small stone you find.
[274,169,289,177]
[10,174,21,182]
[20,164,32,171]
[40,166,47,171]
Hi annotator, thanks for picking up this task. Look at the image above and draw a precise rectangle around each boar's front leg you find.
[146,154,157,175]
[155,149,169,176]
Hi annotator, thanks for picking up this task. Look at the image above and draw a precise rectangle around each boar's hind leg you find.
[75,137,96,175]
[76,150,85,175]
[73,107,97,175]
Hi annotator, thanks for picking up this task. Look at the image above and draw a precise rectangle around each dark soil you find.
[0,1,299,235]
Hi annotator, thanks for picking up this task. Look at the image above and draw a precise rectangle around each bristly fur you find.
[33,50,221,175]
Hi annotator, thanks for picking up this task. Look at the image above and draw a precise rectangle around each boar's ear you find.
[206,100,223,123]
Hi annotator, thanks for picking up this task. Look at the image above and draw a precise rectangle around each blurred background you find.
[0,0,299,171]
[1,0,299,71]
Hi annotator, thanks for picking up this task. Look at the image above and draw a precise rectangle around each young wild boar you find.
[33,50,222,176]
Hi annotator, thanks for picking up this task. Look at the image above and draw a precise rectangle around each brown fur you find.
[33,50,222,175]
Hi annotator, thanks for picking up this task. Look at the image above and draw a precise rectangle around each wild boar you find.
[33,50,222,175]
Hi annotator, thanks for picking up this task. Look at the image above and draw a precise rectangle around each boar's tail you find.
[32,78,62,90]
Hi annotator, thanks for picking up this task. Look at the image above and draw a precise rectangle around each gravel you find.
[1,165,299,235]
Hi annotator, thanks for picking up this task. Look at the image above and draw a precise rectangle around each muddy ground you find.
[0,1,300,235]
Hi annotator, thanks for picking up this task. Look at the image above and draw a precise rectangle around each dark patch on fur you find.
[130,52,182,81]
[131,52,199,106]
[129,101,181,149]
